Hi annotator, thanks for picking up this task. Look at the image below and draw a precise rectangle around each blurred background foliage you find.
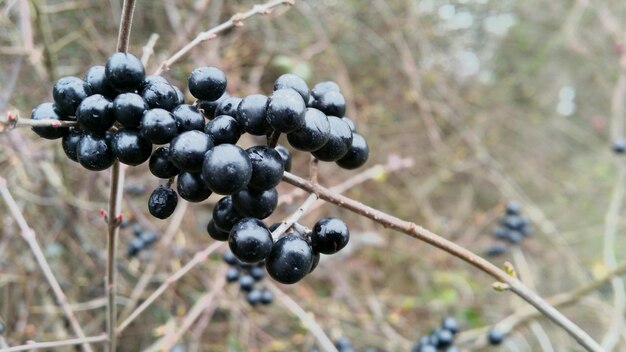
[1,0,626,351]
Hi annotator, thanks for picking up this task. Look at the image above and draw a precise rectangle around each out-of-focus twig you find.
[0,335,107,352]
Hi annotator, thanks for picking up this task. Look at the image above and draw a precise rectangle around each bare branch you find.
[0,335,107,352]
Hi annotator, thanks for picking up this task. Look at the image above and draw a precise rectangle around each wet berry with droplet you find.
[84,65,116,97]
[140,108,177,144]
[188,66,227,101]
[105,52,146,93]
[76,132,116,171]
[287,108,330,151]
[311,81,340,99]
[142,82,180,111]
[214,96,242,118]
[311,217,349,254]
[205,115,241,145]
[149,146,180,178]
[274,73,309,103]
[229,218,273,263]
[176,171,211,202]
[236,94,270,135]
[202,144,252,195]
[53,76,92,116]
[172,104,205,132]
[232,187,278,219]
[111,128,152,166]
[246,146,285,191]
[169,130,213,173]
[265,233,313,284]
[112,93,148,128]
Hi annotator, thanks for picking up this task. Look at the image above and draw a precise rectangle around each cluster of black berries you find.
[29,51,369,287]
[411,317,460,352]
[120,221,158,257]
[31,52,189,171]
[309,337,380,352]
[485,201,532,257]
[223,250,273,306]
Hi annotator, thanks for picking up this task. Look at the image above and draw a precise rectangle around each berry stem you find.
[107,1,136,351]
[271,193,318,241]
[0,178,95,352]
[267,129,281,148]
[281,171,603,352]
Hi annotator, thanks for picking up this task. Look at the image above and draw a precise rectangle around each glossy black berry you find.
[311,217,349,254]
[441,317,460,334]
[53,76,92,116]
[198,92,229,118]
[205,115,241,145]
[76,133,115,171]
[260,289,273,305]
[105,52,146,93]
[112,93,148,127]
[148,187,178,219]
[223,250,238,265]
[174,86,185,105]
[342,117,356,132]
[265,233,313,284]
[188,66,227,101]
[232,187,278,219]
[202,144,252,195]
[313,90,346,117]
[487,328,505,345]
[503,215,524,230]
[505,201,521,215]
[176,171,211,202]
[311,116,353,161]
[213,196,242,232]
[275,145,292,172]
[266,88,306,133]
[142,82,180,111]
[140,108,177,144]
[169,130,213,172]
[286,108,330,151]
[236,94,270,135]
[247,289,262,305]
[239,275,255,291]
[172,104,205,132]
[226,267,240,282]
[76,94,114,133]
[62,129,83,161]
[84,65,115,97]
[142,75,168,88]
[274,73,309,103]
[311,81,340,99]
[506,230,523,244]
[149,146,180,178]
[434,329,454,348]
[30,102,69,139]
[336,133,369,169]
[214,96,242,118]
[309,252,320,273]
[613,138,626,154]
[111,128,152,166]
[207,219,229,241]
[246,146,285,191]
[229,218,273,263]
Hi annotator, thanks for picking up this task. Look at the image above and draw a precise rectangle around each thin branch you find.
[107,1,136,350]
[0,178,94,352]
[1,335,107,352]
[280,171,603,352]
[271,193,318,241]
[140,33,160,67]
[153,0,295,75]
[267,282,338,352]
[116,241,223,334]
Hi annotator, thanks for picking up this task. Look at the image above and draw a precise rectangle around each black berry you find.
[198,92,229,118]
[487,328,505,345]
[212,196,242,232]
[172,104,205,132]
[176,171,212,202]
[309,252,320,273]
[274,145,292,172]
[140,108,178,144]
[226,267,240,282]
[202,144,252,195]
[613,138,626,154]
[148,186,178,219]
[188,66,227,101]
[223,250,238,265]
[246,289,262,305]
[311,217,349,254]
[286,107,331,151]
[441,317,460,334]
[342,117,356,132]
[311,81,340,99]
[250,266,266,281]
[232,187,278,219]
[105,52,146,93]
[149,146,180,178]
[229,218,273,263]
[336,133,369,169]
[236,94,270,135]
[169,130,213,172]
[260,289,273,305]
[84,65,115,97]
[76,94,114,133]
[313,90,346,117]
[205,115,241,145]
[246,146,285,190]
[265,233,313,284]
[111,128,153,166]
[112,93,148,128]
[214,96,242,118]
[62,129,83,161]
[53,76,92,116]
[274,73,309,103]
[311,116,353,161]
[207,219,229,241]
[30,102,69,139]
[76,132,116,171]
[142,82,180,111]
[239,275,255,291]
[266,88,306,133]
